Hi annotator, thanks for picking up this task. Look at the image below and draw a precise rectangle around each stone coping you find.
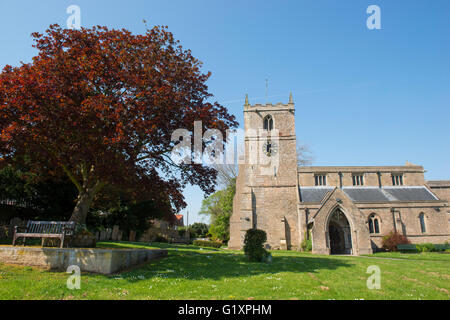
[0,246,167,274]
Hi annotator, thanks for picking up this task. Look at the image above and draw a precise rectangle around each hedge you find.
[193,240,222,248]
[398,243,450,253]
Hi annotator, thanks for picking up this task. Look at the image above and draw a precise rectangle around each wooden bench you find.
[12,221,75,248]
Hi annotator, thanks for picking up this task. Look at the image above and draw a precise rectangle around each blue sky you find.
[1,0,449,224]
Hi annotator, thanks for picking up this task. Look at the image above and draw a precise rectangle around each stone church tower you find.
[229,94,300,250]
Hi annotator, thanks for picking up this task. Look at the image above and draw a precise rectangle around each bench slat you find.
[16,233,62,238]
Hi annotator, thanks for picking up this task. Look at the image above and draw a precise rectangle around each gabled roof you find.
[299,186,439,203]
[174,214,184,225]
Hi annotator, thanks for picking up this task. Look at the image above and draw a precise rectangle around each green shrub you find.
[415,243,450,253]
[382,231,410,252]
[193,240,222,248]
[416,243,439,252]
[243,229,269,262]
[189,223,209,238]
[300,238,312,252]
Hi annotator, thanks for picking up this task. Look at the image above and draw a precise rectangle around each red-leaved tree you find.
[0,24,237,224]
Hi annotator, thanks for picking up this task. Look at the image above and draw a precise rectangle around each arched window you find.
[368,214,380,234]
[263,115,273,131]
[419,213,426,233]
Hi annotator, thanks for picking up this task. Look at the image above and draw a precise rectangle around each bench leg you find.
[41,238,45,247]
[23,237,26,246]
[60,235,64,248]
[12,235,16,246]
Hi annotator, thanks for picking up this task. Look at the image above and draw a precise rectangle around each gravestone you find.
[8,217,23,238]
[105,228,112,240]
[111,225,120,241]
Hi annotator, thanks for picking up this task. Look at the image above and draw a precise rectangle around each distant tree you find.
[0,24,237,224]
[199,179,235,243]
[212,163,238,188]
[189,222,209,238]
[297,143,314,166]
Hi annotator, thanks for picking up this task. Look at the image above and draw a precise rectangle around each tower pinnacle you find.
[244,94,249,106]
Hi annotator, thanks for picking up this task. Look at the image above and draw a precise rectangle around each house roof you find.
[174,214,184,225]
[299,186,439,203]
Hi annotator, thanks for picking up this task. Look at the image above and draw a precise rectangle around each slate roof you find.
[299,186,439,203]
[299,187,334,203]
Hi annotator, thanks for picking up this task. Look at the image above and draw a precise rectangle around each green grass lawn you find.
[0,241,449,300]
[363,251,450,262]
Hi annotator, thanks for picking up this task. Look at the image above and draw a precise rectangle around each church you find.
[228,95,450,255]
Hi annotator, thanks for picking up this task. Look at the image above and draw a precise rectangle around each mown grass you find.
[0,241,448,300]
[363,251,450,262]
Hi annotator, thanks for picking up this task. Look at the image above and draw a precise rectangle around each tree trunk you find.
[69,188,97,225]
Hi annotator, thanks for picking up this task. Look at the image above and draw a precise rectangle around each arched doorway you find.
[328,208,352,255]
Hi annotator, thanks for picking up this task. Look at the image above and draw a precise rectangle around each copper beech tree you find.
[0,24,237,224]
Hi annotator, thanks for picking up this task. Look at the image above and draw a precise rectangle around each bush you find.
[243,229,269,262]
[415,243,448,252]
[189,223,209,238]
[382,231,410,252]
[193,240,222,248]
[300,238,312,252]
[416,243,435,252]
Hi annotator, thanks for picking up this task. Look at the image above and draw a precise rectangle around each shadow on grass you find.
[97,242,352,282]
[98,241,222,252]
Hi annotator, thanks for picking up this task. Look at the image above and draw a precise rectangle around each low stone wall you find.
[0,246,167,274]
